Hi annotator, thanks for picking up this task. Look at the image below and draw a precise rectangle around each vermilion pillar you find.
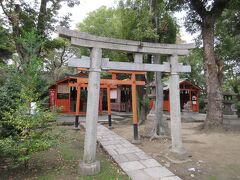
[75,82,81,128]
[107,85,112,128]
[131,73,140,143]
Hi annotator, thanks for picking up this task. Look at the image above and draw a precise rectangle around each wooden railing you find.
[111,102,129,112]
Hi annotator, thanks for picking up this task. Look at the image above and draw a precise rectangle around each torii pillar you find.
[79,47,102,175]
[169,54,186,154]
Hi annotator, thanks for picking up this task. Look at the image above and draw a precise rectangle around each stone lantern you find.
[223,91,238,119]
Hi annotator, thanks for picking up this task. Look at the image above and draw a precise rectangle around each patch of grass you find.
[208,176,218,180]
[225,163,240,173]
[0,125,129,180]
[59,143,82,161]
[38,174,58,180]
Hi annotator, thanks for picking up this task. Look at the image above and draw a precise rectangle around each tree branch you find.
[59,46,66,66]
[37,0,47,36]
[0,2,10,19]
[1,2,27,62]
[211,0,229,19]
[190,0,207,18]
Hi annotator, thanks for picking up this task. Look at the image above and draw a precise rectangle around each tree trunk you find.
[202,17,223,128]
[37,0,47,36]
[150,0,169,136]
[137,84,147,124]
[154,55,168,135]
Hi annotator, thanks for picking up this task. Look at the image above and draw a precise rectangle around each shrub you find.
[0,104,55,167]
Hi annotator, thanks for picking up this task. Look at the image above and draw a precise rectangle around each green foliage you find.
[0,0,80,167]
[0,76,21,117]
[79,6,118,38]
[141,95,150,108]
[0,110,55,165]
[198,95,207,113]
[158,13,178,43]
[214,1,240,116]
[0,30,56,167]
[180,49,205,89]
[0,0,80,73]
[78,6,131,62]
[78,1,178,61]
[1,125,129,179]
[44,38,69,51]
[0,25,14,60]
[43,37,80,83]
[215,2,240,95]
[180,48,208,112]
[0,73,55,166]
[0,75,22,137]
[236,101,240,117]
[118,0,157,41]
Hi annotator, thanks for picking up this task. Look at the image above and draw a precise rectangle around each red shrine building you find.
[49,71,145,114]
[49,72,201,114]
[148,79,201,112]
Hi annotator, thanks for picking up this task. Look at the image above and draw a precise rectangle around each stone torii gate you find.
[58,27,194,175]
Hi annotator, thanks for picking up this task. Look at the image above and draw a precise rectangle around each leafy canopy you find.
[78,1,178,62]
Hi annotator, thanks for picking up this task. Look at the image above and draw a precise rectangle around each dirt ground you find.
[111,120,240,180]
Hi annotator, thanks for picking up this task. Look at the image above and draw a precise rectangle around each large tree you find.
[168,0,230,129]
[0,0,79,65]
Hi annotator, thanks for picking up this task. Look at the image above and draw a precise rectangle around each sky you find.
[60,0,195,43]
[60,0,116,27]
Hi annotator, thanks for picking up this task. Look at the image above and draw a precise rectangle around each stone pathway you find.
[97,124,181,180]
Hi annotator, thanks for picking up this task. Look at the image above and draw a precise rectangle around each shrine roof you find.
[147,79,201,90]
[49,71,145,89]
[48,72,88,89]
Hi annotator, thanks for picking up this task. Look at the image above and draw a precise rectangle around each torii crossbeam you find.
[58,26,194,175]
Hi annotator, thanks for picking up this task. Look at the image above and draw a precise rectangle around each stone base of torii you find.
[58,27,194,175]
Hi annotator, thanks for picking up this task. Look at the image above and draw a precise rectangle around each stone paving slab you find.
[97,124,182,180]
